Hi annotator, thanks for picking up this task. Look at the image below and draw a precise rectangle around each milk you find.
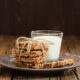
[32,36,62,61]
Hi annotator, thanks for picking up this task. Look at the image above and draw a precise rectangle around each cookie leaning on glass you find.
[12,37,77,69]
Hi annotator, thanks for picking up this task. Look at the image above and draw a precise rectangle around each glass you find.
[31,30,63,61]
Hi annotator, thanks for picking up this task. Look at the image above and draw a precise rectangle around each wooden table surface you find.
[0,35,80,80]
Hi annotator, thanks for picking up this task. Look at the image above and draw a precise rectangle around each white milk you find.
[32,36,62,61]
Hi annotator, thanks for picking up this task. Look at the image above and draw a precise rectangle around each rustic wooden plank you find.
[61,37,69,53]
[63,36,80,54]
[0,68,13,80]
[28,76,49,80]
[13,71,28,80]
[75,67,80,80]
[0,36,17,56]
[13,72,60,80]
[61,70,77,80]
[72,36,80,80]
[13,71,50,80]
[49,72,60,80]
[69,36,80,55]
[0,36,17,80]
[60,36,78,80]
[66,36,80,80]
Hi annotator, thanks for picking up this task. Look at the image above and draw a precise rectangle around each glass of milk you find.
[31,30,63,61]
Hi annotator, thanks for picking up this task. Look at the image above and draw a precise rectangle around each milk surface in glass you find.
[33,36,62,61]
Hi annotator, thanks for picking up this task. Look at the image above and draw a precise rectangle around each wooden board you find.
[0,36,79,80]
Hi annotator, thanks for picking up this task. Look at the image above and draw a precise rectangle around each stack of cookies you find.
[12,37,48,69]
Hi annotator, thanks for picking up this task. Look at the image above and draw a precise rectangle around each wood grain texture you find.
[0,36,17,80]
[0,36,79,80]
[0,0,80,35]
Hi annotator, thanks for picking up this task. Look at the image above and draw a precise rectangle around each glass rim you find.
[31,30,63,35]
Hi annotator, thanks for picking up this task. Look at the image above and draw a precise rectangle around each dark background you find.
[0,0,80,36]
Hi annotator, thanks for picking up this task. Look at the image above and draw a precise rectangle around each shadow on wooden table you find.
[0,67,78,80]
[12,68,75,79]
